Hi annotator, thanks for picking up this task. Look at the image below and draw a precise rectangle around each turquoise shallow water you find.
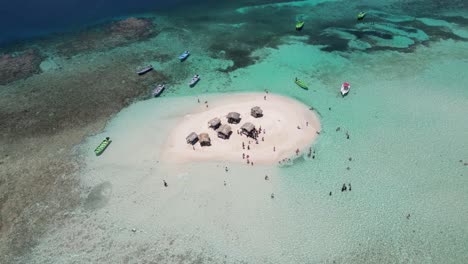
[2,0,468,263]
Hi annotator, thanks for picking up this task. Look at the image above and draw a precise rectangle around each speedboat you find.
[189,74,200,87]
[357,12,366,20]
[137,65,153,75]
[152,84,165,97]
[340,82,350,96]
[179,51,190,61]
[295,78,308,89]
[296,21,304,31]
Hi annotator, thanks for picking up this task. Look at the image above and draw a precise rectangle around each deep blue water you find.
[0,0,194,46]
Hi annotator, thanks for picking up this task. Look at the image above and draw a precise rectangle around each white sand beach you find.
[163,93,321,165]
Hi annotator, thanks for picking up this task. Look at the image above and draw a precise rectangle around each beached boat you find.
[341,82,351,96]
[179,51,190,61]
[295,78,308,89]
[189,74,200,87]
[357,12,366,20]
[95,137,111,156]
[296,21,304,31]
[152,84,165,97]
[137,65,153,75]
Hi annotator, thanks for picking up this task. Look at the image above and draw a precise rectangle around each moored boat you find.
[296,21,304,31]
[95,137,111,156]
[179,51,190,61]
[295,78,308,89]
[152,84,165,97]
[189,74,200,87]
[137,65,153,75]
[341,82,351,96]
[357,12,366,20]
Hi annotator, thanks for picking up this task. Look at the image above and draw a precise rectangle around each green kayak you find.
[357,12,366,20]
[295,78,308,89]
[296,21,304,30]
[95,137,111,156]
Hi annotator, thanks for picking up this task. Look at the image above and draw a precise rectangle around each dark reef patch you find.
[0,59,168,138]
[50,17,158,58]
[0,49,43,85]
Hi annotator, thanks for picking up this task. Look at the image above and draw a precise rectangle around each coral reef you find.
[0,49,43,85]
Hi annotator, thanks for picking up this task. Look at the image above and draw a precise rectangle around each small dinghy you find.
[137,65,153,75]
[296,21,304,31]
[295,78,308,89]
[189,74,200,87]
[179,51,190,61]
[357,12,366,21]
[341,82,351,96]
[152,84,165,97]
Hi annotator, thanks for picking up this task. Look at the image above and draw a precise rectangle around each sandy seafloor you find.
[1,0,468,263]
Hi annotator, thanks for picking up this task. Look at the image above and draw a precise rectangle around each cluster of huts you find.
[186,106,263,147]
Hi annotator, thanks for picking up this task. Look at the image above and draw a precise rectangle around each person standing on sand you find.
[247,145,250,150]
[163,180,168,187]
[273,146,276,152]
[242,153,245,159]
[262,137,264,142]
[197,98,200,103]
[264,95,266,100]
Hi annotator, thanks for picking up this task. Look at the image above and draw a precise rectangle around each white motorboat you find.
[341,82,350,96]
[189,74,200,87]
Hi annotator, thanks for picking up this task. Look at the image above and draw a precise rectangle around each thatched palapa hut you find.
[241,122,257,138]
[198,133,211,146]
[208,117,221,129]
[251,106,263,118]
[186,132,198,145]
[227,112,241,124]
[217,124,232,139]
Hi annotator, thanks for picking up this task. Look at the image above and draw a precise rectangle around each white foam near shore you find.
[163,93,321,165]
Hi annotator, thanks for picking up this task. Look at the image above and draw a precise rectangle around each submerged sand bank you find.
[163,93,321,165]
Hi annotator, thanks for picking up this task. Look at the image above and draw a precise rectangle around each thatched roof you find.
[217,124,232,136]
[198,133,211,143]
[186,132,198,142]
[227,112,241,120]
[241,122,255,133]
[208,117,221,127]
[251,106,263,115]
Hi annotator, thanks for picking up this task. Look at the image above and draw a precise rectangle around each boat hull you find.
[152,85,165,97]
[179,51,190,61]
[137,66,153,75]
[340,84,350,96]
[295,80,308,89]
[189,76,200,87]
